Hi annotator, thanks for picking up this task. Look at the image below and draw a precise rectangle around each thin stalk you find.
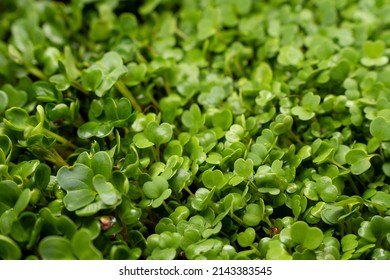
[174,27,189,40]
[46,149,69,167]
[242,182,250,198]
[339,222,345,237]
[233,59,245,77]
[184,186,194,196]
[331,160,350,172]
[248,180,259,194]
[346,220,352,234]
[155,145,161,162]
[115,81,143,112]
[243,138,253,159]
[28,66,47,81]
[263,216,273,228]
[288,130,303,145]
[43,128,77,150]
[250,244,262,256]
[71,80,90,96]
[163,76,172,95]
[146,90,160,109]
[135,50,148,64]
[28,64,90,97]
[29,145,69,167]
[232,213,245,225]
[121,222,129,243]
[162,201,171,214]
[146,45,158,58]
[347,176,360,195]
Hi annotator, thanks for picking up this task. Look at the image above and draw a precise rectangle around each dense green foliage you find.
[1,0,390,260]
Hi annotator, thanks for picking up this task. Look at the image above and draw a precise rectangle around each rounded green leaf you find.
[234,158,253,178]
[202,169,226,189]
[10,212,37,243]
[191,188,214,211]
[372,248,390,260]
[33,81,61,102]
[212,109,233,130]
[133,133,155,148]
[169,206,190,224]
[237,227,256,247]
[321,205,345,225]
[358,216,390,243]
[0,180,21,210]
[0,209,17,235]
[110,245,142,260]
[58,164,95,211]
[265,242,292,260]
[382,162,390,177]
[291,106,315,121]
[345,149,372,175]
[93,175,120,206]
[72,228,102,260]
[63,189,96,211]
[34,163,51,190]
[181,104,204,134]
[58,163,93,190]
[77,121,114,139]
[330,60,351,81]
[118,196,142,226]
[75,200,106,217]
[290,221,323,250]
[13,189,31,216]
[91,151,113,180]
[277,45,303,66]
[152,189,172,208]
[0,235,22,260]
[49,74,71,91]
[144,122,173,146]
[0,91,8,113]
[370,191,390,208]
[4,107,29,131]
[341,234,358,252]
[315,176,338,203]
[363,40,386,58]
[39,236,75,260]
[124,62,147,86]
[270,115,294,135]
[1,85,28,108]
[143,176,169,199]
[150,247,177,260]
[197,18,216,41]
[243,203,263,226]
[370,117,390,141]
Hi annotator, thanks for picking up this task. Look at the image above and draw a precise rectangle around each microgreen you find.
[1,0,390,260]
[81,52,128,98]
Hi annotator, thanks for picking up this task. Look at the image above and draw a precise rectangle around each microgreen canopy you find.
[1,0,390,260]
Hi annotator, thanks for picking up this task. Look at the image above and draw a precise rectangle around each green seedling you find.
[1,0,390,260]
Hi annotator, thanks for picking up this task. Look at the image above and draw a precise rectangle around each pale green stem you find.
[71,80,90,96]
[28,64,90,97]
[46,149,69,167]
[250,244,261,256]
[146,90,160,109]
[43,128,77,150]
[115,81,142,112]
[162,201,171,214]
[288,130,303,145]
[174,27,189,40]
[184,186,194,196]
[163,76,172,95]
[28,66,47,80]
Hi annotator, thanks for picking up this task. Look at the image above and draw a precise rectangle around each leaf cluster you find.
[1,0,390,260]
